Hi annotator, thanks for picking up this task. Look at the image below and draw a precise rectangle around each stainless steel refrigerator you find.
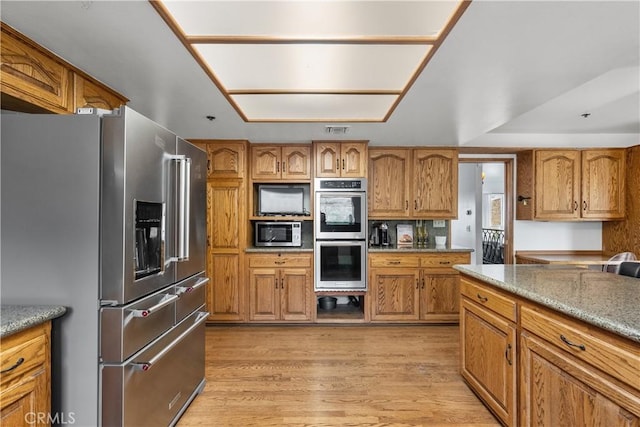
[1,107,208,426]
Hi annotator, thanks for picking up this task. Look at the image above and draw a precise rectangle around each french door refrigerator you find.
[1,107,208,426]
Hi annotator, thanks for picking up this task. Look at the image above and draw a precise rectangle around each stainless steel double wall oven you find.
[1,107,208,426]
[314,178,368,291]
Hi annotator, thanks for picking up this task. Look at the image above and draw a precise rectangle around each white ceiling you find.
[1,1,638,148]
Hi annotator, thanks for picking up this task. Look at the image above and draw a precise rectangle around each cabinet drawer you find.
[521,305,640,390]
[420,253,470,268]
[461,278,517,322]
[0,325,47,389]
[369,255,420,268]
[248,254,311,268]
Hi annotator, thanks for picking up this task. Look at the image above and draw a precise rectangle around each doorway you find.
[451,158,514,264]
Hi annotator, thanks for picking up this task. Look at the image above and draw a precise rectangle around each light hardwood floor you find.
[178,325,500,427]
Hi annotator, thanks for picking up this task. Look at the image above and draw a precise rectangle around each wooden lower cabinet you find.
[520,305,640,426]
[460,296,517,426]
[207,254,245,321]
[459,273,640,427]
[369,252,468,323]
[0,322,51,427]
[370,268,420,321]
[248,253,313,322]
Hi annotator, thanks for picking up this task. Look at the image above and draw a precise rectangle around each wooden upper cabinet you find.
[581,149,626,220]
[368,148,411,218]
[314,141,367,178]
[251,145,311,181]
[534,150,581,220]
[518,149,626,221]
[74,74,125,110]
[189,140,247,179]
[1,22,73,113]
[1,23,126,114]
[412,149,458,219]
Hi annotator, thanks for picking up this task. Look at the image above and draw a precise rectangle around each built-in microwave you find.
[255,222,302,247]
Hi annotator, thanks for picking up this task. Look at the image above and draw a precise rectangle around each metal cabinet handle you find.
[275,260,285,265]
[583,201,587,211]
[414,200,418,210]
[276,161,280,172]
[476,293,488,303]
[421,278,425,289]
[389,260,401,265]
[282,161,286,173]
[505,344,513,365]
[336,159,340,170]
[416,278,419,289]
[132,311,209,372]
[281,278,284,289]
[342,159,345,170]
[130,294,179,318]
[406,200,409,210]
[560,334,586,351]
[574,201,578,211]
[439,261,451,265]
[1,357,24,374]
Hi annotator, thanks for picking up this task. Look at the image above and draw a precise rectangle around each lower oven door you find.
[314,240,367,291]
[101,309,208,427]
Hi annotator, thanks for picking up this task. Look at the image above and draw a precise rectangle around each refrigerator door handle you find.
[177,157,191,261]
[129,294,179,318]
[131,311,209,372]
[176,277,209,296]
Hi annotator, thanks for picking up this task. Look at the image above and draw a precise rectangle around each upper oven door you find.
[315,191,367,240]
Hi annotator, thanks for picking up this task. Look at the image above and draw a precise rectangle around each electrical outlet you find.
[433,220,445,228]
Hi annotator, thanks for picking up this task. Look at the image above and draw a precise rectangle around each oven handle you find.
[132,311,209,372]
[129,294,178,318]
[176,277,209,297]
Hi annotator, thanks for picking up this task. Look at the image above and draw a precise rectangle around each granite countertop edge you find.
[454,266,640,343]
[246,247,314,253]
[1,305,67,338]
[368,246,473,253]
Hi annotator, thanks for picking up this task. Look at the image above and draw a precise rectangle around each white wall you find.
[514,221,602,250]
[452,163,482,264]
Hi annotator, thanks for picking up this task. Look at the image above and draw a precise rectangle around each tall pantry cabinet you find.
[191,140,248,322]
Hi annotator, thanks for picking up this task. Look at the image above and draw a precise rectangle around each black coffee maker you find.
[370,222,390,247]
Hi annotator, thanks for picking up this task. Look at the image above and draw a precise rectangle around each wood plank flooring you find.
[177,325,500,427]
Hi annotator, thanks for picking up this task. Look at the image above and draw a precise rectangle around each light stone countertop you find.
[1,305,67,338]
[454,264,640,343]
[368,245,473,253]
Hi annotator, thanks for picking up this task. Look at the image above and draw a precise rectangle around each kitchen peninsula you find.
[454,264,640,426]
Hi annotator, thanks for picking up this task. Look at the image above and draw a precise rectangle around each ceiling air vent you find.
[325,125,350,135]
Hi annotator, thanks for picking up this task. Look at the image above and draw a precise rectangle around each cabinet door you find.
[460,298,517,426]
[1,23,73,114]
[202,141,246,179]
[249,268,279,321]
[340,142,367,178]
[0,323,50,426]
[207,181,243,250]
[368,149,411,218]
[207,254,244,321]
[281,146,311,181]
[420,269,460,322]
[280,268,312,321]
[412,149,458,218]
[520,331,640,426]
[370,268,420,321]
[315,142,341,177]
[251,146,281,180]
[534,150,581,220]
[74,74,125,110]
[581,149,626,220]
